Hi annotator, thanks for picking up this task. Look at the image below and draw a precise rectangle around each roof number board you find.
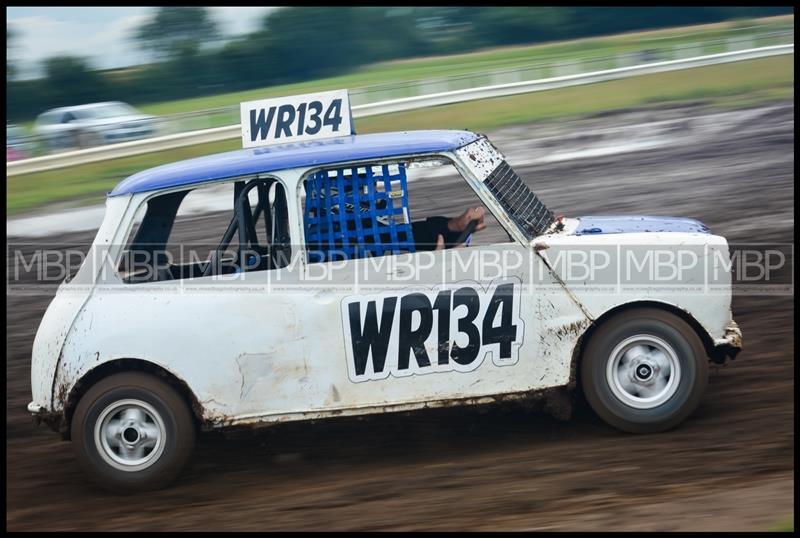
[240,89,353,149]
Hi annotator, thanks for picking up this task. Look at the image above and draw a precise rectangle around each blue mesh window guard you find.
[304,163,416,263]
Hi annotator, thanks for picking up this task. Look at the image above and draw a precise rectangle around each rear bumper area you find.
[28,401,66,434]
[711,320,743,364]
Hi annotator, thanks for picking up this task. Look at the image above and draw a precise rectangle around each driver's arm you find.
[412,207,487,251]
[412,217,463,251]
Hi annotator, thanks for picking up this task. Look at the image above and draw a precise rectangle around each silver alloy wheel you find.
[94,399,166,472]
[606,334,681,409]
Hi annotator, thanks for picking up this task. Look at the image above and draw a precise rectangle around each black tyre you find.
[71,371,196,492]
[580,308,708,433]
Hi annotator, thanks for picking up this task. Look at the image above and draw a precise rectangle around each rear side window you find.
[118,177,292,283]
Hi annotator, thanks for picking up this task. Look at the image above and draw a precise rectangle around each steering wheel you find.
[453,219,480,247]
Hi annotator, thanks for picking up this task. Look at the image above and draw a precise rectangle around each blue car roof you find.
[110,130,480,196]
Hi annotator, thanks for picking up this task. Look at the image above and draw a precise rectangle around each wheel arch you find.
[62,358,206,440]
[569,300,716,388]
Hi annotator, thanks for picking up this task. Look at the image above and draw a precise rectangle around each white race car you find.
[29,91,741,492]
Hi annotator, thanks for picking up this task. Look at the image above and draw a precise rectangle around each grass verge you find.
[768,516,794,532]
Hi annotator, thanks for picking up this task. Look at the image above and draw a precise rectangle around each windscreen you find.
[456,137,554,239]
[85,103,138,119]
[483,161,554,239]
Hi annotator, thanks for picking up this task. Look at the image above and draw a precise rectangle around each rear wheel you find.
[580,308,708,433]
[71,371,195,492]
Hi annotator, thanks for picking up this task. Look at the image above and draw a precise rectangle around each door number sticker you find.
[341,278,524,383]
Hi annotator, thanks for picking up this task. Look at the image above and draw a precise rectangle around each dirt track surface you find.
[6,101,794,531]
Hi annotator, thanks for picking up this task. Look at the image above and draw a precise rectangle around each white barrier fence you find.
[6,43,793,177]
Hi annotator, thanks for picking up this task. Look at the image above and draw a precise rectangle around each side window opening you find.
[118,177,292,284]
[304,163,416,263]
[405,160,512,247]
[301,159,512,264]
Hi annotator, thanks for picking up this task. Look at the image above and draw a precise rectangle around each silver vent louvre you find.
[483,161,554,238]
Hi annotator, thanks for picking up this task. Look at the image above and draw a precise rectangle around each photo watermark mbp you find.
[7,242,793,297]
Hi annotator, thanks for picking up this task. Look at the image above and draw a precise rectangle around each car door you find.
[276,160,587,417]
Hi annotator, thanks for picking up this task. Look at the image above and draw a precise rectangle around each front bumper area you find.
[710,320,743,364]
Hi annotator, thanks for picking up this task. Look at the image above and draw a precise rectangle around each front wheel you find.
[580,308,708,433]
[71,371,196,492]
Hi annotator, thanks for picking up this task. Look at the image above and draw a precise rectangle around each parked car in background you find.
[33,101,158,151]
[7,124,36,161]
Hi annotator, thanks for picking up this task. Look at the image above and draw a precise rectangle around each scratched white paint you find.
[29,139,740,428]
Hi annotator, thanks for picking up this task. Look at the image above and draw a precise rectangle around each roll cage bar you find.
[201,177,290,277]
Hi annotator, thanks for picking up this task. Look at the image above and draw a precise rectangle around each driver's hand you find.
[448,206,487,234]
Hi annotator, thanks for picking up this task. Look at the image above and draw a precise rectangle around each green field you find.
[7,54,794,216]
[15,15,792,133]
[133,15,792,117]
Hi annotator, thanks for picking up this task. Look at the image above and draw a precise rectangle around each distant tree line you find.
[6,6,792,122]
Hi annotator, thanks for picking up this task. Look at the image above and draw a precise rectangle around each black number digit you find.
[323,98,343,132]
[451,287,481,365]
[296,102,307,135]
[432,290,451,365]
[305,101,322,135]
[482,283,517,359]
